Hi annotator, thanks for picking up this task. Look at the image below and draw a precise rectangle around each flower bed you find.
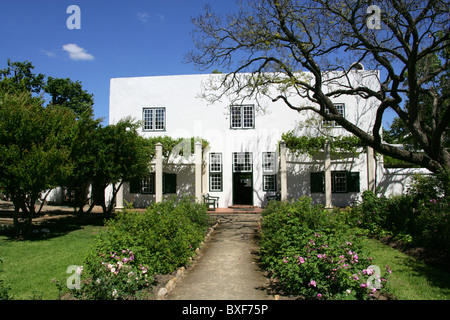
[260,198,391,300]
[73,196,211,300]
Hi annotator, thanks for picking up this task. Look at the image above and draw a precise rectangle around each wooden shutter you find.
[347,172,360,192]
[310,172,325,193]
[163,173,177,194]
[129,178,141,194]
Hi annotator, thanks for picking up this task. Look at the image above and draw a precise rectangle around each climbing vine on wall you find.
[146,136,209,161]
[281,130,364,157]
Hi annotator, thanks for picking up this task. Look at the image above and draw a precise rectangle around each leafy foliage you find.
[80,197,211,299]
[0,91,77,233]
[351,174,450,254]
[260,198,391,300]
[281,130,363,157]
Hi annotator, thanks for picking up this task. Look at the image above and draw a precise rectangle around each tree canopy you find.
[187,0,449,173]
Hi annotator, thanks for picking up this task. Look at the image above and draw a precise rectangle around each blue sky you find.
[0,0,237,124]
[1,0,395,128]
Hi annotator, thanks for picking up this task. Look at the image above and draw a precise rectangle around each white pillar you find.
[115,181,124,210]
[194,141,202,203]
[324,140,332,209]
[367,146,375,192]
[280,141,287,201]
[155,142,163,203]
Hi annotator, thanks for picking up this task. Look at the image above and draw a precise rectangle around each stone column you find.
[324,140,332,209]
[280,141,287,201]
[195,141,202,203]
[367,146,375,192]
[155,142,163,203]
[115,181,124,210]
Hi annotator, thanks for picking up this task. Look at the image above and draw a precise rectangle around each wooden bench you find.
[203,193,219,210]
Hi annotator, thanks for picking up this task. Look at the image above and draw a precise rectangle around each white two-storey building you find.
[109,70,386,209]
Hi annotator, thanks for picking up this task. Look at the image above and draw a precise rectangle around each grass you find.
[1,218,449,300]
[363,238,450,300]
[0,223,102,300]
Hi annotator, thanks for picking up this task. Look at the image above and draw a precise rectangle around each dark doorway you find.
[233,172,253,205]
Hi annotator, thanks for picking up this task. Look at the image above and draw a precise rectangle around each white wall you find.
[109,72,382,208]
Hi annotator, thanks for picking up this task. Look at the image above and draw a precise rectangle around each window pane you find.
[210,153,222,172]
[143,109,153,130]
[263,174,276,191]
[231,106,242,128]
[263,152,276,172]
[332,171,347,193]
[155,108,165,130]
[142,173,155,194]
[243,105,254,128]
[233,152,252,172]
[323,103,345,127]
[210,173,222,191]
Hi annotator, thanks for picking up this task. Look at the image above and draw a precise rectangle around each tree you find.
[187,0,449,173]
[88,119,154,215]
[0,59,45,95]
[0,91,77,235]
[44,77,94,117]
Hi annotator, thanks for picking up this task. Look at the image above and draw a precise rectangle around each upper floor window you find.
[230,105,254,129]
[143,107,165,131]
[323,103,345,127]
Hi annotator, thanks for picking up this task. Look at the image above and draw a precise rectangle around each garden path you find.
[167,213,274,300]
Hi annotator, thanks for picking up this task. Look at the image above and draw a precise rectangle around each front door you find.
[233,172,253,205]
[232,152,253,205]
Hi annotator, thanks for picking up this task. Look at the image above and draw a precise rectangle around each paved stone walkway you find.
[167,214,274,300]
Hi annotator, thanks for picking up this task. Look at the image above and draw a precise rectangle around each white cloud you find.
[137,12,150,23]
[41,49,57,58]
[62,43,94,61]
[137,11,165,24]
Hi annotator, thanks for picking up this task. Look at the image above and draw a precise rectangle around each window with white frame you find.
[209,153,223,191]
[210,153,222,172]
[262,152,277,173]
[323,103,345,127]
[143,107,165,131]
[233,152,252,172]
[230,105,254,129]
[263,174,277,191]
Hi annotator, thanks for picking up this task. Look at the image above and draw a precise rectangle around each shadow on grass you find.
[0,212,108,241]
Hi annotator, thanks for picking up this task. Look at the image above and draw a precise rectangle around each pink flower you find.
[317,293,322,298]
[309,280,317,287]
[317,254,323,259]
[360,283,367,288]
[298,257,305,264]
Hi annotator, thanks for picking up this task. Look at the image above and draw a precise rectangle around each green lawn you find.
[363,238,450,300]
[1,222,449,300]
[0,224,101,300]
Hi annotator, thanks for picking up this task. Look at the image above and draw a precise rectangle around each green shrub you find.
[78,196,211,299]
[351,174,450,254]
[260,197,391,300]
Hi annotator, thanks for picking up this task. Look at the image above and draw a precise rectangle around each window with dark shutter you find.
[347,172,360,192]
[163,173,177,194]
[129,177,142,194]
[310,172,325,193]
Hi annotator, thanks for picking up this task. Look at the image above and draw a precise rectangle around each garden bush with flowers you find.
[260,198,392,300]
[351,174,449,255]
[75,196,211,300]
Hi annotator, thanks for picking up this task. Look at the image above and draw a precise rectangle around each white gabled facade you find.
[109,71,385,208]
